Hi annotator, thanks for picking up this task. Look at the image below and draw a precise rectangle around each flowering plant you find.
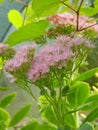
[1,0,98,130]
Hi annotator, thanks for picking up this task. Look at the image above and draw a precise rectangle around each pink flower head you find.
[56,35,94,49]
[48,13,98,32]
[0,43,8,54]
[28,43,73,82]
[15,44,36,59]
[56,35,71,43]
[4,44,36,74]
[0,43,15,58]
[4,57,28,72]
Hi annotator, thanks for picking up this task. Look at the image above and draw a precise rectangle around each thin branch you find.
[76,12,79,31]
[22,0,30,26]
[16,0,28,6]
[60,0,77,13]
[79,23,98,31]
[76,0,84,31]
[77,0,84,12]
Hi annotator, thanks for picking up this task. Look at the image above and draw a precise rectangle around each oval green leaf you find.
[0,92,16,108]
[0,108,10,130]
[64,113,76,129]
[9,104,32,126]
[67,82,90,108]
[74,67,98,82]
[8,10,23,28]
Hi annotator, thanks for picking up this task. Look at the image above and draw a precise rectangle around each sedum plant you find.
[0,0,98,130]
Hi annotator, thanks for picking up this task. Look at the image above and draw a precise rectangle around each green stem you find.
[74,112,79,129]
[22,0,30,26]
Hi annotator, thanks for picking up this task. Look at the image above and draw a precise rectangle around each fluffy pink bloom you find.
[48,13,98,32]
[56,36,94,48]
[56,35,71,43]
[28,43,73,82]
[0,43,8,54]
[4,57,28,72]
[0,43,15,58]
[15,44,36,58]
[4,44,36,73]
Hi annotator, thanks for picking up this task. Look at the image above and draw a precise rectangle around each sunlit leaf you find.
[0,108,10,130]
[8,10,23,28]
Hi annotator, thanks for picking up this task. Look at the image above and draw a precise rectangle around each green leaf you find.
[81,93,98,110]
[42,105,57,125]
[0,87,11,91]
[83,107,98,123]
[21,121,38,130]
[21,122,56,130]
[6,20,49,46]
[9,104,32,126]
[37,123,56,130]
[80,7,98,17]
[0,108,10,130]
[32,0,61,16]
[74,67,98,82]
[64,113,76,129]
[79,122,95,130]
[58,125,71,130]
[8,10,23,28]
[67,82,90,108]
[80,0,98,17]
[0,92,16,108]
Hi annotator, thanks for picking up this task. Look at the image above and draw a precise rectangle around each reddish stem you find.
[79,23,98,31]
[60,0,77,13]
[16,0,28,6]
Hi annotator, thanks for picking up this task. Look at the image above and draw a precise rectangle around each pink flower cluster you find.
[28,36,94,82]
[4,44,36,73]
[0,43,8,54]
[48,13,98,32]
[56,35,94,48]
[0,43,15,58]
[28,43,73,82]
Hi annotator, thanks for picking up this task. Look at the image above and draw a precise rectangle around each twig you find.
[77,0,84,12]
[22,0,30,26]
[60,0,84,31]
[76,11,79,31]
[79,22,98,31]
[76,0,84,31]
[16,0,28,7]
[60,0,77,13]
